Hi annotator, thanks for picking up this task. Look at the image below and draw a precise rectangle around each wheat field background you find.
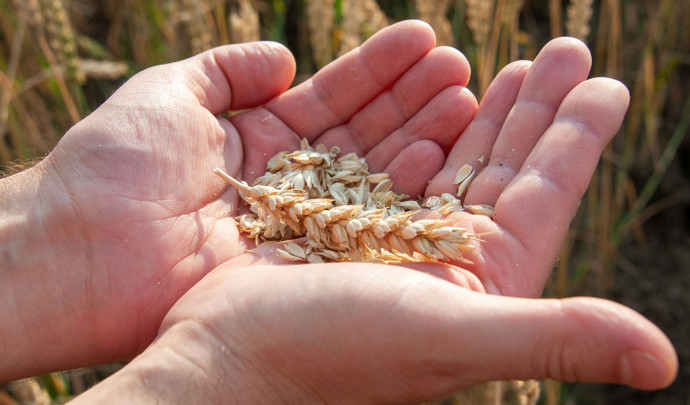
[1,0,689,404]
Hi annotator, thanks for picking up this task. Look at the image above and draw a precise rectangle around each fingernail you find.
[620,351,668,388]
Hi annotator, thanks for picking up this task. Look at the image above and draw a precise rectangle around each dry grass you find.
[1,0,689,403]
[304,0,334,68]
[337,0,388,56]
[564,0,593,41]
[415,0,454,46]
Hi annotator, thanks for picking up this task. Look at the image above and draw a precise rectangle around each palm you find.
[419,38,629,299]
[156,40,638,396]
[44,21,477,350]
[240,35,629,302]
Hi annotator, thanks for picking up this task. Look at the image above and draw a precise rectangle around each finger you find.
[314,46,472,156]
[469,37,592,206]
[432,292,678,391]
[491,78,629,292]
[384,140,445,198]
[376,278,676,398]
[178,41,296,114]
[425,60,531,198]
[395,261,486,293]
[265,20,437,141]
[230,108,302,182]
[365,86,477,173]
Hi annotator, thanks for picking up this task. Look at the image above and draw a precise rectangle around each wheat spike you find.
[565,0,594,42]
[466,0,495,47]
[415,0,454,46]
[215,140,492,264]
[229,0,261,43]
[39,0,84,83]
[337,0,388,56]
[12,0,43,25]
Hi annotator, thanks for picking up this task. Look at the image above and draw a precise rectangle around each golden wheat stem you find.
[548,0,562,37]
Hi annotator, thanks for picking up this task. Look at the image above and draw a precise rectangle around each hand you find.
[73,256,676,404]
[71,32,677,404]
[0,20,475,378]
[421,37,628,298]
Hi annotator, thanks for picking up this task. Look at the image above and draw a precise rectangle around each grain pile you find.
[214,139,493,264]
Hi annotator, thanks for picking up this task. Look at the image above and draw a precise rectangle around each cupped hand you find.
[64,23,679,403]
[38,20,473,363]
[92,252,674,404]
[417,37,628,299]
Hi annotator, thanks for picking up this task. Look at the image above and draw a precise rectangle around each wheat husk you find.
[215,139,495,264]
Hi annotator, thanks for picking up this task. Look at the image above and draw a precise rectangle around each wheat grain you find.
[464,204,495,218]
[215,140,492,264]
[456,170,476,199]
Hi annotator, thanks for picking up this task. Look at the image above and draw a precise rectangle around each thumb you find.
[442,292,678,390]
[173,42,296,114]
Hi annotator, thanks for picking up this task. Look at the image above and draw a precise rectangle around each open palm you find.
[43,21,474,359]
[422,37,630,299]
[33,20,677,401]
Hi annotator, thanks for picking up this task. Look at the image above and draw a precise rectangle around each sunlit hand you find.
[2,20,474,378]
[73,251,677,404]
[423,36,625,299]
[71,30,677,404]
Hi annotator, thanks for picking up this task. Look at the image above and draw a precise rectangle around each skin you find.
[0,20,677,403]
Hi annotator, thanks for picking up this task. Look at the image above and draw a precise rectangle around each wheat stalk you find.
[502,0,524,62]
[466,0,496,95]
[548,0,563,37]
[214,139,494,265]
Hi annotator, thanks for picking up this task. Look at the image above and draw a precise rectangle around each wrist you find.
[71,321,309,404]
[0,161,94,380]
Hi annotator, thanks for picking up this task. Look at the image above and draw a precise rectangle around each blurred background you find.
[0,0,688,403]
